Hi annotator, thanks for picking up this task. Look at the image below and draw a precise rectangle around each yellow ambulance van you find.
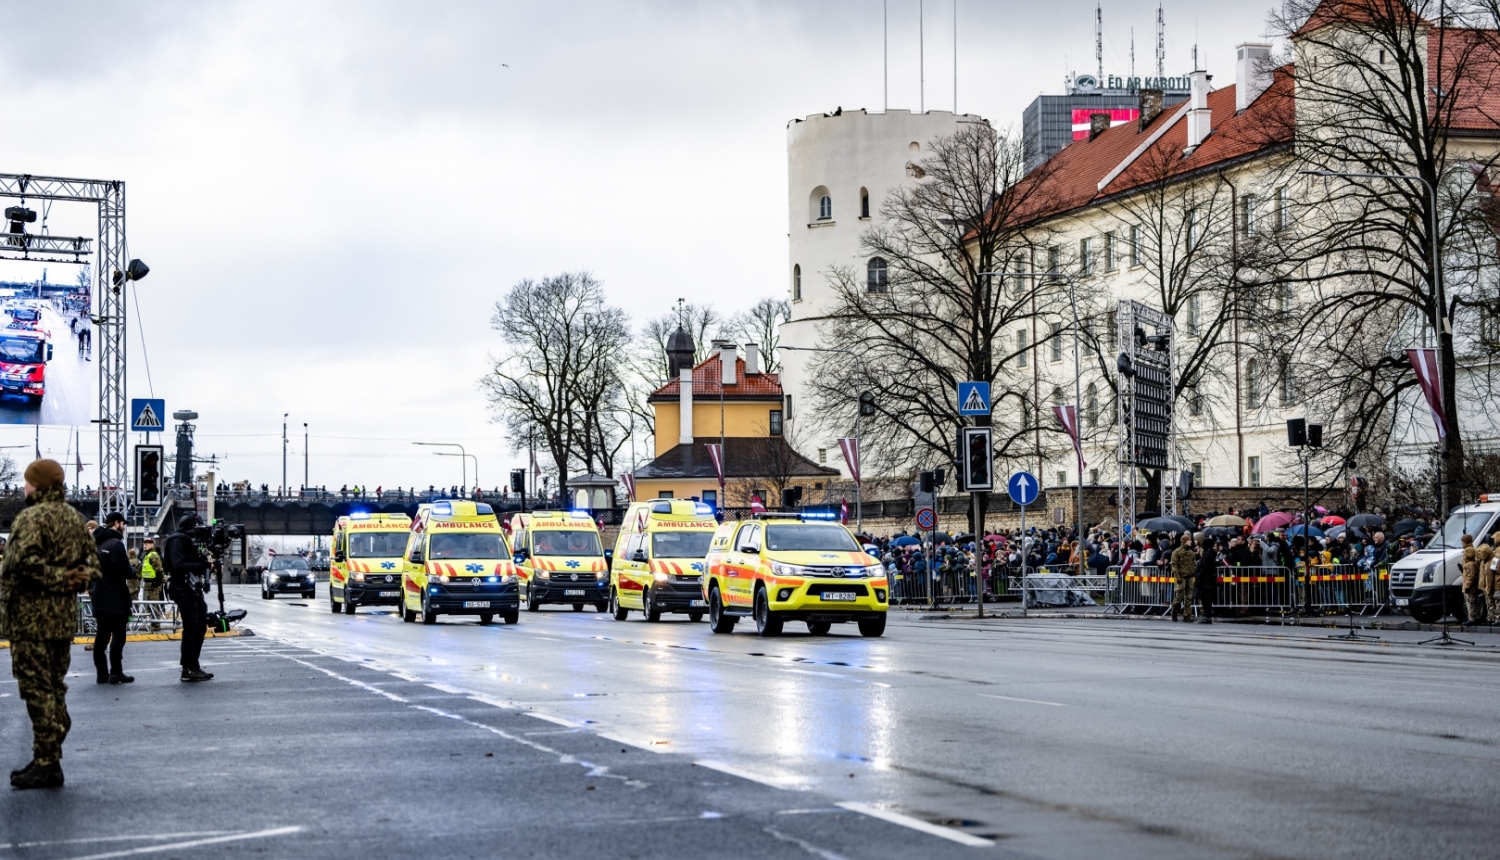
[510,511,610,612]
[400,500,519,625]
[608,500,717,621]
[329,512,412,614]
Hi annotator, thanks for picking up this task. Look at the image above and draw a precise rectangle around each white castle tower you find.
[778,108,987,478]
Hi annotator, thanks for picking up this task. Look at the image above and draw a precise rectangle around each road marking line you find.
[978,693,1066,707]
[835,802,992,847]
[59,827,303,860]
[426,682,465,694]
[763,825,853,860]
[0,832,233,850]
[527,711,582,728]
[694,759,804,790]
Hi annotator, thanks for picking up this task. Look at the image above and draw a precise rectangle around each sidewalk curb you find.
[0,628,254,649]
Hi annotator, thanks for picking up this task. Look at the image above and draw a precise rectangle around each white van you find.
[1388,499,1500,623]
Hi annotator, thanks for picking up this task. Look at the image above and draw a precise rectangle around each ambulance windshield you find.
[429,533,509,559]
[347,532,408,557]
[532,530,602,556]
[0,336,43,364]
[764,524,861,552]
[652,531,714,559]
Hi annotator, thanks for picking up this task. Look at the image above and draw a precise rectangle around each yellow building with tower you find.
[631,327,837,509]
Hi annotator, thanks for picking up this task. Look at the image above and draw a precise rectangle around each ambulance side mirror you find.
[333,551,344,562]
[513,551,527,564]
[410,550,423,564]
[631,550,648,563]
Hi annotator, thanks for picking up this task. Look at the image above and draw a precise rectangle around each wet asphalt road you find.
[4,586,1499,859]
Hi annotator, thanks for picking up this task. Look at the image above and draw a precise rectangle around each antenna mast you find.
[1130,28,1136,86]
[1096,4,1103,83]
[1156,3,1165,78]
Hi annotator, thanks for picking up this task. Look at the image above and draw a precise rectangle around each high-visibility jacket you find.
[141,550,163,580]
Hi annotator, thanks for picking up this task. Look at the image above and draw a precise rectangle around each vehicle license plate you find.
[564,589,586,596]
[1396,598,1409,606]
[821,592,857,601]
[463,601,491,608]
[379,591,398,597]
[690,599,707,607]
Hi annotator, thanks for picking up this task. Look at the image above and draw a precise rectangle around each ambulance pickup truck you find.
[1388,499,1500,623]
[0,329,52,406]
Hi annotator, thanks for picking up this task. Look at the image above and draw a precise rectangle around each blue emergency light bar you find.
[349,511,370,519]
[432,502,453,516]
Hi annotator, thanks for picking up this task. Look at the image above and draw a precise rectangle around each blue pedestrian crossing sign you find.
[130,399,166,432]
[1007,471,1039,507]
[957,381,991,415]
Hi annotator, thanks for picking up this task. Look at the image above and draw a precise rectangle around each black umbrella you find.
[1346,513,1386,531]
[932,532,953,544]
[1202,526,1242,538]
[952,532,975,543]
[1392,518,1422,537]
[1137,516,1193,534]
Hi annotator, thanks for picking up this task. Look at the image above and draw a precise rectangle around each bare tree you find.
[1263,0,1500,504]
[480,272,631,501]
[810,122,1067,532]
[724,298,791,372]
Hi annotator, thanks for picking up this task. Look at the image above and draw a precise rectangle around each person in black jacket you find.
[1195,537,1221,624]
[163,514,213,682]
[90,512,134,684]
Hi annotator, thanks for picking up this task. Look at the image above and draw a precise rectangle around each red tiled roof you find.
[1294,0,1428,38]
[649,354,783,401]
[1433,28,1500,132]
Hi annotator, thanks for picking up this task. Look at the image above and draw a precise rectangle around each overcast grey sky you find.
[0,0,1269,492]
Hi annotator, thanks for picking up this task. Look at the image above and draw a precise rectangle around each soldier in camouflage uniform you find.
[139,537,164,602]
[1460,534,1480,624]
[1476,535,1495,625]
[1169,534,1197,622]
[0,460,100,789]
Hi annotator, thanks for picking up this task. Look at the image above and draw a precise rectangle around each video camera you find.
[184,521,248,631]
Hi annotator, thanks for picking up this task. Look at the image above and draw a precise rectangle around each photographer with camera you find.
[163,513,213,682]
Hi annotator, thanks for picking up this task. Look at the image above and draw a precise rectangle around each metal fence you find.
[75,598,181,636]
[1108,564,1395,616]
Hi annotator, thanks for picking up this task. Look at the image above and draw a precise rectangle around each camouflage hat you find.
[23,458,64,491]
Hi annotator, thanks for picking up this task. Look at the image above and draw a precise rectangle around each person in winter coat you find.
[1476,535,1495,625]
[90,512,135,684]
[1169,534,1197,622]
[1195,538,1220,624]
[1485,532,1500,623]
[1460,534,1480,623]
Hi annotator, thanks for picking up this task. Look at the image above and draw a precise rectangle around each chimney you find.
[1137,89,1164,131]
[744,343,760,375]
[1088,113,1111,141]
[1183,70,1213,154]
[719,345,737,386]
[678,369,693,445]
[1235,42,1272,111]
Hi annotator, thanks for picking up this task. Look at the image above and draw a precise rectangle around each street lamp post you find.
[1299,169,1448,517]
[282,413,288,498]
[414,442,468,488]
[779,345,867,531]
[434,452,479,493]
[303,423,308,492]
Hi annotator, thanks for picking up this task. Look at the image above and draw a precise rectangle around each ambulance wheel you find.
[688,612,704,623]
[526,588,541,612]
[610,589,628,621]
[753,586,782,637]
[343,598,356,614]
[858,616,887,638]
[421,596,437,625]
[594,601,608,613]
[806,620,832,635]
[479,613,493,625]
[572,603,584,612]
[708,585,736,634]
[643,588,661,623]
[503,609,519,624]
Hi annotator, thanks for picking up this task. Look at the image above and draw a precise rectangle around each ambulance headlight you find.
[595,571,606,580]
[653,571,668,583]
[432,574,449,583]
[538,571,550,580]
[505,574,518,584]
[771,563,805,578]
[353,573,365,582]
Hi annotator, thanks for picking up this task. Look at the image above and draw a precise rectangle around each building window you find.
[867,257,889,293]
[1089,468,1099,484]
[1050,385,1064,406]
[792,264,801,301]
[1047,246,1061,275]
[817,448,827,464]
[1079,237,1094,275]
[769,410,783,436]
[1248,456,1262,488]
[1192,462,1204,486]
[1050,323,1063,361]
[1056,470,1067,487]
[658,490,674,499]
[1274,187,1290,232]
[1085,382,1099,426]
[819,195,832,220]
[1103,231,1116,270]
[1246,358,1262,408]
[1277,283,1294,314]
[1187,294,1200,335]
[702,489,717,507]
[1240,193,1258,237]
[1020,395,1032,430]
[1129,225,1142,267]
[1189,384,1204,417]
[785,394,793,418]
[860,188,870,218]
[1279,358,1296,405]
[1186,208,1201,250]
[1105,309,1118,350]
[1016,329,1029,367]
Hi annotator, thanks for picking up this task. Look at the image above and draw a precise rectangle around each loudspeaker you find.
[1308,423,1323,448]
[1287,418,1307,447]
[1178,469,1194,500]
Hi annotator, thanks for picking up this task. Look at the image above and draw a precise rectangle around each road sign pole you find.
[1020,502,1027,618]
[974,490,984,618]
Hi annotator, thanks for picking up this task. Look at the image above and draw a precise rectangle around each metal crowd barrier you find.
[76,598,182,636]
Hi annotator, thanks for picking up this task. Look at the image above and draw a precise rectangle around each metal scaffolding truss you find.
[0,172,129,517]
[1116,299,1177,534]
[0,233,95,263]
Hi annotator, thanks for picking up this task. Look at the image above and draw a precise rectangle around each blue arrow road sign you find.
[130,399,166,432]
[957,381,991,415]
[1007,471,1039,507]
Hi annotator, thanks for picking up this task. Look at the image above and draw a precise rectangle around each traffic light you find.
[858,391,876,417]
[1307,423,1323,448]
[509,469,525,492]
[959,427,994,492]
[919,471,935,493]
[933,467,947,488]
